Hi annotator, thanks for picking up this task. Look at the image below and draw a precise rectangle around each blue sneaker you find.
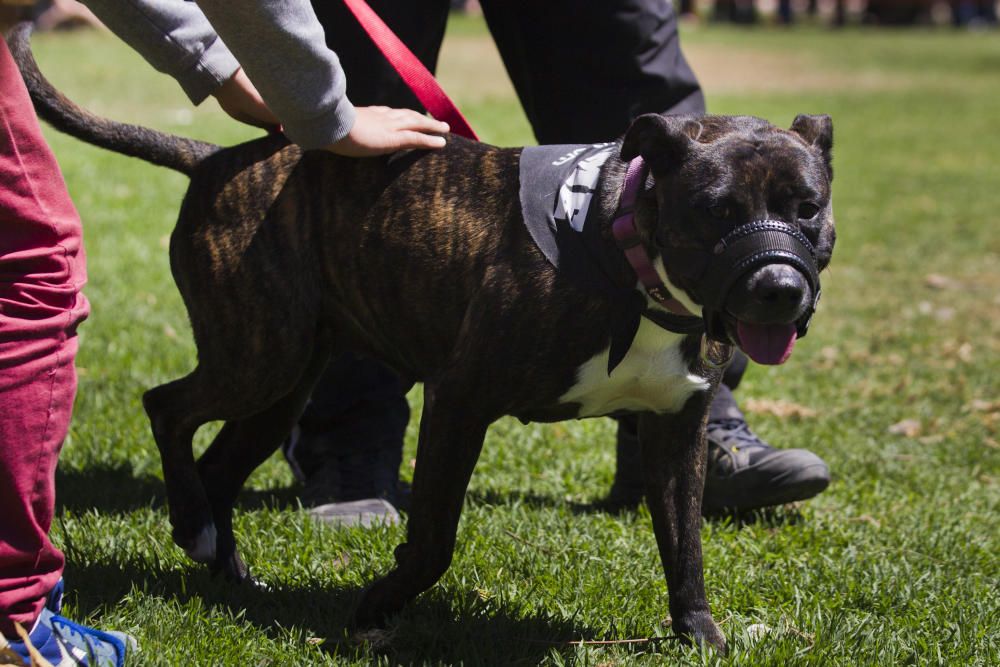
[2,608,131,667]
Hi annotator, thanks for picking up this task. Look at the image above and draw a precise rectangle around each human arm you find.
[80,0,447,154]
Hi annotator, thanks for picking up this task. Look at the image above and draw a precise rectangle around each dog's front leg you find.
[639,398,727,654]
[354,380,491,628]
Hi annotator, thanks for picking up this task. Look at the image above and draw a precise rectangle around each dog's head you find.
[620,113,836,365]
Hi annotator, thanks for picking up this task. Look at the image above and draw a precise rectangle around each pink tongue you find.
[736,321,798,365]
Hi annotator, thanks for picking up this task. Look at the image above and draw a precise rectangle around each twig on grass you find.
[502,529,555,556]
[523,636,681,647]
[782,618,817,654]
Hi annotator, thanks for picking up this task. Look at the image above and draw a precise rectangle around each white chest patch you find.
[560,317,710,418]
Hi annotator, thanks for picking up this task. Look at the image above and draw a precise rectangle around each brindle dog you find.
[12,24,835,653]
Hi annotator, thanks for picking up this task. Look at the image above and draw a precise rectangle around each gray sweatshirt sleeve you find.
[81,0,240,105]
[82,0,357,149]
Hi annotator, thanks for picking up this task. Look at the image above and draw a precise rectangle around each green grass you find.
[24,17,999,665]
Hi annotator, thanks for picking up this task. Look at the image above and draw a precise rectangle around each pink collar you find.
[610,157,698,319]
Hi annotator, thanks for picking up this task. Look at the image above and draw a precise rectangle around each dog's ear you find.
[620,114,702,173]
[790,114,833,177]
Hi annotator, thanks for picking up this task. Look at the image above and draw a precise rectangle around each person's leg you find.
[311,0,451,110]
[0,33,88,638]
[480,0,704,144]
[0,348,77,637]
[0,33,129,665]
[285,1,451,525]
[283,352,410,514]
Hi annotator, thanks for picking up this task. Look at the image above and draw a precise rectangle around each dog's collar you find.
[611,157,702,330]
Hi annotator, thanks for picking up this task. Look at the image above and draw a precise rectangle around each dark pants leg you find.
[287,352,410,493]
[292,1,451,490]
[311,0,451,110]
[479,0,705,144]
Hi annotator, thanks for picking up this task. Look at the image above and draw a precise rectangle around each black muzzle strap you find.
[698,220,821,342]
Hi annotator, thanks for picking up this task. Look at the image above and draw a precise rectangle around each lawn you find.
[23,15,999,666]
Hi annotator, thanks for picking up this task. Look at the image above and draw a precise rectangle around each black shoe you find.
[702,418,830,514]
[602,409,830,515]
[282,427,406,527]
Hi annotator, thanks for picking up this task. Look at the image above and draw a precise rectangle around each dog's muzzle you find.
[684,220,822,346]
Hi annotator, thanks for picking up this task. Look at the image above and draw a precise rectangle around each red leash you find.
[341,0,479,141]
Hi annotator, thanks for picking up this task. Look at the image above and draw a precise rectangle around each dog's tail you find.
[8,22,219,176]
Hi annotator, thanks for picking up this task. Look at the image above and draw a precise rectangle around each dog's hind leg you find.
[195,338,334,584]
[353,378,493,627]
[143,325,326,565]
[142,370,229,564]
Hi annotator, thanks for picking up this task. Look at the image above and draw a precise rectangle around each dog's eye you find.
[708,205,730,220]
[798,202,820,220]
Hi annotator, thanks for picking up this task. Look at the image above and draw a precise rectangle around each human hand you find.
[212,68,280,129]
[325,106,449,157]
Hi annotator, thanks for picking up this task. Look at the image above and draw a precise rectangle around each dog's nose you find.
[727,264,810,324]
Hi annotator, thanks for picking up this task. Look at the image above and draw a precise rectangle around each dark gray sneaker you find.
[701,418,830,514]
[603,409,830,514]
[283,427,405,528]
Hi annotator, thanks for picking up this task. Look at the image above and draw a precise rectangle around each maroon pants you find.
[0,34,89,637]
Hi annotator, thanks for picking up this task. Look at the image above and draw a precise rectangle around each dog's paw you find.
[352,581,404,630]
[673,611,727,655]
[352,596,389,631]
[208,547,259,587]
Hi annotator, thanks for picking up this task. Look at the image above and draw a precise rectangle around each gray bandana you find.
[518,143,616,268]
[518,143,652,373]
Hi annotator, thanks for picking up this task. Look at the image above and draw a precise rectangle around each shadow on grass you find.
[469,487,809,528]
[54,463,305,514]
[704,505,808,528]
[53,464,807,535]
[55,463,166,513]
[52,472,761,661]
[468,488,625,516]
[65,557,620,665]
